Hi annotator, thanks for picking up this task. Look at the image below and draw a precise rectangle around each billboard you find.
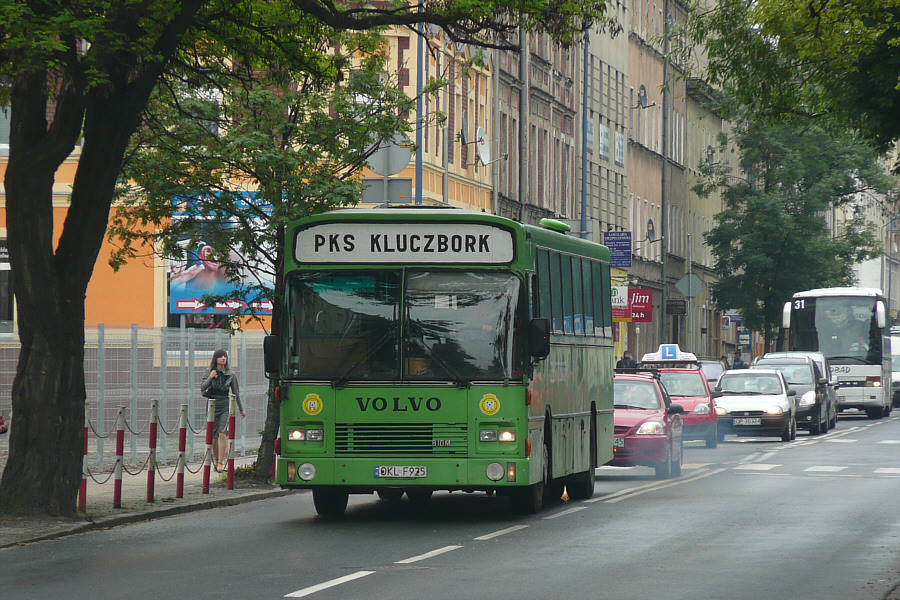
[168,193,274,315]
[629,288,653,322]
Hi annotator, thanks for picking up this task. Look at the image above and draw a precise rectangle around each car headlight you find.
[636,421,665,435]
[693,402,711,415]
[766,405,784,415]
[798,391,816,407]
[715,406,728,416]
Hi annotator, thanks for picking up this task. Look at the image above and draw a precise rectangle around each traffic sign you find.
[675,273,703,298]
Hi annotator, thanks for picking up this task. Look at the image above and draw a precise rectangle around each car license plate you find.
[733,417,761,426]
[374,465,427,478]
[614,436,625,448]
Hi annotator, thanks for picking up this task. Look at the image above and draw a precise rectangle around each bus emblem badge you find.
[480,394,500,415]
[303,394,324,415]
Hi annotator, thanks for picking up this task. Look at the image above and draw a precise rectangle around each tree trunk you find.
[253,230,285,483]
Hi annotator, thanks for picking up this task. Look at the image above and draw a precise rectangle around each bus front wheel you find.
[313,488,349,518]
[511,442,548,514]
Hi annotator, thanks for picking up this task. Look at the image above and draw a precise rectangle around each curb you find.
[0,488,301,549]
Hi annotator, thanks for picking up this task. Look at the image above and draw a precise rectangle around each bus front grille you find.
[334,423,467,456]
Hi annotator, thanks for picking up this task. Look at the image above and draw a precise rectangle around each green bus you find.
[264,207,614,516]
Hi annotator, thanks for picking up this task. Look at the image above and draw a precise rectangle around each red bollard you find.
[78,403,88,512]
[113,407,125,508]
[203,398,214,494]
[176,404,187,498]
[147,400,158,502]
[226,396,236,489]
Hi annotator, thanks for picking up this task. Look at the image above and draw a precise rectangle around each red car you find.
[640,345,718,448]
[611,371,685,478]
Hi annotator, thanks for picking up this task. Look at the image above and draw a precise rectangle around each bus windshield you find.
[284,270,524,382]
[790,296,882,365]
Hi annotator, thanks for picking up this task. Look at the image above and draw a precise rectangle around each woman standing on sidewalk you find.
[201,349,245,471]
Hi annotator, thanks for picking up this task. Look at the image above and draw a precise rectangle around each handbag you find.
[0,413,7,434]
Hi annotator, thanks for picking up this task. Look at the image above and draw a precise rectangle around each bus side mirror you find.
[782,301,792,330]
[876,301,886,329]
[528,318,551,359]
[264,335,281,376]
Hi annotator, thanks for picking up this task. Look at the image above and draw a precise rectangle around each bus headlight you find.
[288,428,324,442]
[498,430,516,442]
[865,377,881,387]
[298,463,316,481]
[486,462,504,481]
[480,430,498,442]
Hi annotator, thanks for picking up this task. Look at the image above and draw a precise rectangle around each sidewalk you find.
[0,452,298,548]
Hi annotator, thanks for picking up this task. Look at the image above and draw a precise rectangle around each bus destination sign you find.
[295,222,515,264]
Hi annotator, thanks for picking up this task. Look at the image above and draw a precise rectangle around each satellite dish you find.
[475,126,490,165]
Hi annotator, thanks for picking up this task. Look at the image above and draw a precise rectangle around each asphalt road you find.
[3,412,899,600]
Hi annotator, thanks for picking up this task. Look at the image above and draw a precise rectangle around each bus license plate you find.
[733,417,761,426]
[374,466,427,478]
[614,436,625,448]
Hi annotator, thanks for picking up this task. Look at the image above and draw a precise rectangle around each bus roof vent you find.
[539,218,571,233]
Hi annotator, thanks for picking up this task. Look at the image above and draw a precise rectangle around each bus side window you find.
[537,249,552,322]
[582,259,594,335]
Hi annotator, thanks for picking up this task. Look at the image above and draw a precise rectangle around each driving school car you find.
[641,344,718,448]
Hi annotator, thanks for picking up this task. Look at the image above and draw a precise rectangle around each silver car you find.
[714,369,797,442]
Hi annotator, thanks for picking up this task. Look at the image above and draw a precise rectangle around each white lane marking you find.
[805,466,847,472]
[395,545,462,564]
[874,468,900,474]
[682,463,712,469]
[586,472,689,504]
[285,571,376,598]
[825,438,857,443]
[474,525,529,540]
[542,506,586,520]
[878,440,900,444]
[603,468,726,504]
[734,463,780,471]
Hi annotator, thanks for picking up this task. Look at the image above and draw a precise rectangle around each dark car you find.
[612,371,685,478]
[752,356,830,435]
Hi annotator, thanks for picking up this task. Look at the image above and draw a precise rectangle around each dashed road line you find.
[734,463,780,471]
[395,545,462,564]
[284,571,376,598]
[543,506,586,520]
[602,468,726,503]
[804,466,847,472]
[474,525,529,540]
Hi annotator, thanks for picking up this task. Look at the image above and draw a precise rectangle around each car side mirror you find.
[710,390,722,399]
[787,388,796,396]
[818,377,827,385]
[528,318,551,360]
[264,335,281,376]
[668,403,685,414]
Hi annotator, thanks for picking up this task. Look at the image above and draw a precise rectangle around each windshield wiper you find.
[333,328,396,388]
[827,356,870,364]
[614,404,648,410]
[412,337,470,388]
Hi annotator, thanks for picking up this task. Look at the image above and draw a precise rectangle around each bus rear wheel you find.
[313,488,349,518]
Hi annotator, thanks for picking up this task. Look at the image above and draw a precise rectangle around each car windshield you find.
[700,362,725,381]
[719,373,782,395]
[614,380,661,409]
[659,371,707,396]
[756,362,812,385]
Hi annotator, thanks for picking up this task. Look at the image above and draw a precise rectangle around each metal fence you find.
[0,325,268,470]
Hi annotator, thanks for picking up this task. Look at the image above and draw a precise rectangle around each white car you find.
[714,369,797,442]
